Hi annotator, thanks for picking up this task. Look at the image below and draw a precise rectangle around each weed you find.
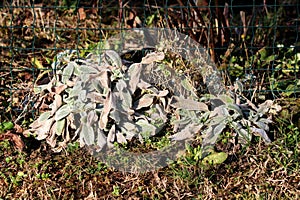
[112,185,120,196]
[0,121,14,133]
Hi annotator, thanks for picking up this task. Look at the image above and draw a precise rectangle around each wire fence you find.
[0,0,299,120]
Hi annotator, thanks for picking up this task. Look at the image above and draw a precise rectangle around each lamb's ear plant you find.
[24,45,280,161]
[199,82,281,157]
[24,49,207,152]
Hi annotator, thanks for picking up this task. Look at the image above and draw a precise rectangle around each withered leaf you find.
[51,84,67,95]
[116,131,127,144]
[0,131,25,151]
[141,52,165,64]
[50,94,63,116]
[78,7,86,20]
[133,94,154,110]
[98,70,110,89]
[47,122,57,147]
[14,124,24,134]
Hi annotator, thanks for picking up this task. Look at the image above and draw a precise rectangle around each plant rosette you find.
[24,28,279,173]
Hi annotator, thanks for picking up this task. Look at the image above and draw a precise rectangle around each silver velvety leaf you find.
[55,104,71,121]
[62,62,75,84]
[169,123,202,141]
[107,124,116,148]
[81,124,95,146]
[96,128,107,151]
[251,127,271,143]
[170,96,209,111]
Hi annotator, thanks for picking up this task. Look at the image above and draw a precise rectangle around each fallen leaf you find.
[78,7,86,20]
[14,124,24,134]
[0,131,25,151]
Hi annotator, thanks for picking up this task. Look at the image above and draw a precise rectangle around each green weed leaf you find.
[1,121,14,131]
[202,151,228,165]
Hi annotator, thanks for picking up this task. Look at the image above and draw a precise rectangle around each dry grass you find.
[0,120,299,199]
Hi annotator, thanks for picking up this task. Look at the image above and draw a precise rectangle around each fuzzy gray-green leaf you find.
[79,64,99,74]
[254,121,269,131]
[96,129,107,150]
[251,127,271,143]
[55,104,71,121]
[227,103,243,116]
[104,50,122,68]
[218,94,234,104]
[62,62,75,84]
[136,119,157,140]
[170,96,209,111]
[213,121,227,136]
[235,80,244,92]
[55,119,65,136]
[81,124,95,146]
[38,111,52,123]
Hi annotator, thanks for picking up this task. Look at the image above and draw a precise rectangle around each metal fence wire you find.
[0,0,299,120]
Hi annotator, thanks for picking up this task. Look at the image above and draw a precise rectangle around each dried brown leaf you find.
[47,123,57,148]
[137,80,152,89]
[14,124,24,134]
[35,118,54,140]
[51,84,67,94]
[50,94,63,116]
[0,131,25,151]
[134,94,154,110]
[78,7,86,20]
[98,71,110,89]
[141,52,165,64]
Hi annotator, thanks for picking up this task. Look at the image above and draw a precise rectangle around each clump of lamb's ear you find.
[24,46,280,160]
[23,50,124,152]
[24,49,203,152]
